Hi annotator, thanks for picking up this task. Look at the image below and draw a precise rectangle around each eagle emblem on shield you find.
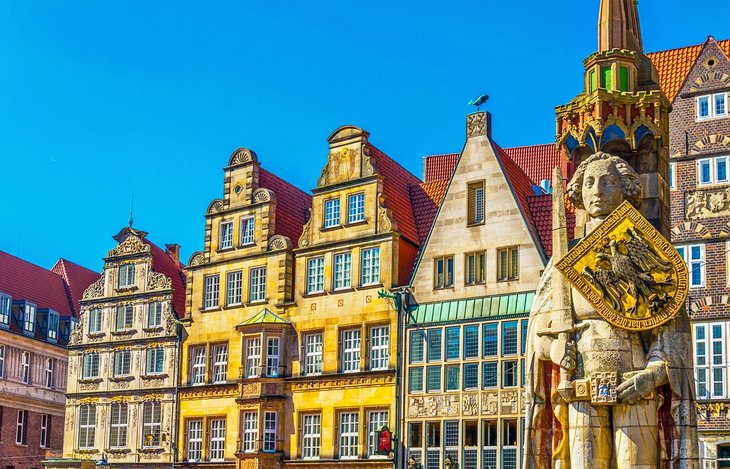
[555,201,689,331]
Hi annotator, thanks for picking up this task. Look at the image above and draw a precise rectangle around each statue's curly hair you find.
[567,152,643,209]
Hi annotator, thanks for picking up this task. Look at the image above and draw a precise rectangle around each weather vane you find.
[468,94,489,111]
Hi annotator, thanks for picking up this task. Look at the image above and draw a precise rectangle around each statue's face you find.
[581,159,624,217]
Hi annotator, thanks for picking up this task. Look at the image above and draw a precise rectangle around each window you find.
[434,255,454,288]
[266,337,280,377]
[147,301,162,328]
[426,422,441,467]
[367,410,388,457]
[16,410,27,445]
[304,333,323,375]
[465,251,486,285]
[242,411,258,453]
[213,344,228,383]
[361,247,380,286]
[697,156,729,185]
[146,347,164,375]
[249,267,266,302]
[619,65,629,91]
[502,360,518,387]
[48,311,59,341]
[220,220,234,249]
[694,323,728,399]
[697,92,728,120]
[187,420,203,462]
[324,198,341,228]
[464,325,479,359]
[446,327,460,360]
[463,363,479,389]
[601,66,612,89]
[348,193,365,223]
[427,329,442,362]
[468,181,485,225]
[45,358,55,388]
[502,321,518,355]
[483,362,498,388]
[342,329,361,372]
[339,412,359,459]
[369,326,389,370]
[676,244,705,287]
[40,414,51,448]
[483,420,498,467]
[333,252,352,290]
[209,418,226,462]
[445,365,460,391]
[497,246,519,281]
[204,275,220,309]
[118,264,135,288]
[522,319,529,354]
[82,352,100,379]
[0,293,11,325]
[669,162,676,190]
[21,351,30,384]
[23,303,36,333]
[264,411,277,452]
[240,217,255,245]
[142,401,162,448]
[502,419,519,468]
[409,367,424,392]
[246,337,262,377]
[307,257,325,294]
[78,404,96,449]
[302,414,321,459]
[445,420,459,463]
[115,305,134,331]
[426,365,441,392]
[226,271,243,306]
[88,308,103,334]
[409,331,425,363]
[109,403,128,449]
[0,345,4,378]
[191,347,206,385]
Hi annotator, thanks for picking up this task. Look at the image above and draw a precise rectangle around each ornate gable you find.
[317,126,378,187]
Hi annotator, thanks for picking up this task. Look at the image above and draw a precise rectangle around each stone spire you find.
[598,0,643,53]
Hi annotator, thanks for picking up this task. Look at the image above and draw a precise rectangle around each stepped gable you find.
[258,168,312,246]
[503,144,561,186]
[422,153,459,183]
[51,258,99,316]
[646,37,730,102]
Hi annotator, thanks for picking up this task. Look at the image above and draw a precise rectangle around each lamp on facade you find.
[95,453,110,469]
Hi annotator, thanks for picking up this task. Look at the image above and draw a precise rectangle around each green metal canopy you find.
[236,308,290,327]
[408,291,535,326]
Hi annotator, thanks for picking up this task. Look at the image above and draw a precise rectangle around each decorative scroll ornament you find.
[556,201,688,331]
[686,187,730,220]
[82,277,105,299]
[107,234,150,257]
[188,252,205,266]
[377,194,397,233]
[147,271,172,290]
[298,208,313,248]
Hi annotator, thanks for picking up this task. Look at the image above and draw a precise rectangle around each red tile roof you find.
[502,144,561,186]
[259,168,312,247]
[142,240,188,318]
[527,193,577,258]
[51,258,99,316]
[423,153,459,182]
[646,37,730,102]
[409,180,449,245]
[0,250,95,318]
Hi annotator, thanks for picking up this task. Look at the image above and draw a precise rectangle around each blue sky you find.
[1,1,728,272]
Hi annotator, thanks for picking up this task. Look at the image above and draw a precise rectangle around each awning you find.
[407,291,534,326]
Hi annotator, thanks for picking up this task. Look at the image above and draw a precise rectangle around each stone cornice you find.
[178,383,238,400]
[287,370,395,392]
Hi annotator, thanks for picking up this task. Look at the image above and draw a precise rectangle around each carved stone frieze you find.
[147,271,172,290]
[463,394,479,416]
[111,379,131,390]
[318,147,360,187]
[179,384,238,400]
[501,390,519,414]
[686,187,730,220]
[79,381,101,392]
[482,392,499,415]
[82,277,105,300]
[290,373,395,392]
[467,112,487,138]
[407,394,460,418]
[107,234,150,257]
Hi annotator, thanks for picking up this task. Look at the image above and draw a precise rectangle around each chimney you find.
[165,244,181,264]
[466,111,492,139]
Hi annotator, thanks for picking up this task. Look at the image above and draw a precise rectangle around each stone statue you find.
[523,152,698,468]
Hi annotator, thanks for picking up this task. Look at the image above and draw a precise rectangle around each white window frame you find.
[361,247,381,286]
[203,275,220,310]
[45,357,54,388]
[0,345,5,378]
[698,156,729,185]
[191,346,206,385]
[146,347,164,375]
[669,162,676,190]
[240,217,255,246]
[147,301,163,328]
[226,271,243,306]
[333,252,352,290]
[694,322,729,400]
[307,257,325,294]
[21,351,30,384]
[266,337,280,377]
[348,193,365,224]
[302,414,321,460]
[219,220,234,249]
[82,352,100,379]
[677,244,705,288]
[40,413,50,448]
[698,92,728,120]
[78,404,96,449]
[47,311,59,341]
[324,198,341,228]
[212,344,228,384]
[249,267,267,303]
[263,411,277,453]
[304,333,323,375]
[209,418,226,462]
[109,403,128,449]
[339,412,359,459]
[115,304,134,331]
[243,411,258,453]
[142,401,162,448]
[114,349,131,377]
[187,419,203,462]
[0,293,11,325]
[367,410,389,458]
[23,302,36,333]
[369,326,389,370]
[16,409,26,445]
[88,308,103,334]
[118,264,135,288]
[342,329,361,373]
[246,337,262,378]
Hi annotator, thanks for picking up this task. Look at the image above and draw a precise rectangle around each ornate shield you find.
[555,201,688,331]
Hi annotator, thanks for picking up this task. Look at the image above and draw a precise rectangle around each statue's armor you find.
[572,289,647,380]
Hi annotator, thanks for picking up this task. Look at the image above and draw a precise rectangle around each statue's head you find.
[567,152,642,218]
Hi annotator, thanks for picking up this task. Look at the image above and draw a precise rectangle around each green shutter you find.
[619,66,628,91]
[601,67,612,90]
[589,70,596,93]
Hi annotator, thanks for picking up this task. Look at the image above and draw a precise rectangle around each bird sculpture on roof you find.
[468,94,489,110]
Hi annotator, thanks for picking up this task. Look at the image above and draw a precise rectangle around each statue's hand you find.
[617,370,655,404]
[550,338,576,372]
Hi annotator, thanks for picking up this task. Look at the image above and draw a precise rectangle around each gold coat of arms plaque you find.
[555,200,689,331]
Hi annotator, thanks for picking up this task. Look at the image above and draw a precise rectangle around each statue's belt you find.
[571,371,655,404]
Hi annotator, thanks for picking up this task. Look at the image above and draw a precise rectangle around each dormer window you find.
[48,311,59,342]
[220,221,234,249]
[240,217,255,245]
[23,302,36,334]
[118,264,135,288]
[324,198,341,228]
[697,93,728,120]
[0,293,10,326]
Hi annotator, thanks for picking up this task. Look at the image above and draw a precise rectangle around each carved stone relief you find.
[229,147,257,166]
[253,188,275,204]
[482,392,499,415]
[207,199,225,214]
[268,235,292,252]
[298,209,313,248]
[377,193,397,233]
[467,112,487,138]
[188,251,205,266]
[107,234,150,257]
[463,394,479,416]
[407,395,460,418]
[318,147,360,187]
[147,271,172,290]
[686,187,730,220]
[82,277,105,299]
[501,391,519,414]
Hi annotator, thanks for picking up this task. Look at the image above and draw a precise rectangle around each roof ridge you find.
[259,167,311,200]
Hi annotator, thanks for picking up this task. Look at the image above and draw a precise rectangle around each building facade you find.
[45,228,186,469]
[402,113,549,469]
[0,251,97,469]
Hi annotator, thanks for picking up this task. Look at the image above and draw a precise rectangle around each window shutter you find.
[467,185,476,224]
